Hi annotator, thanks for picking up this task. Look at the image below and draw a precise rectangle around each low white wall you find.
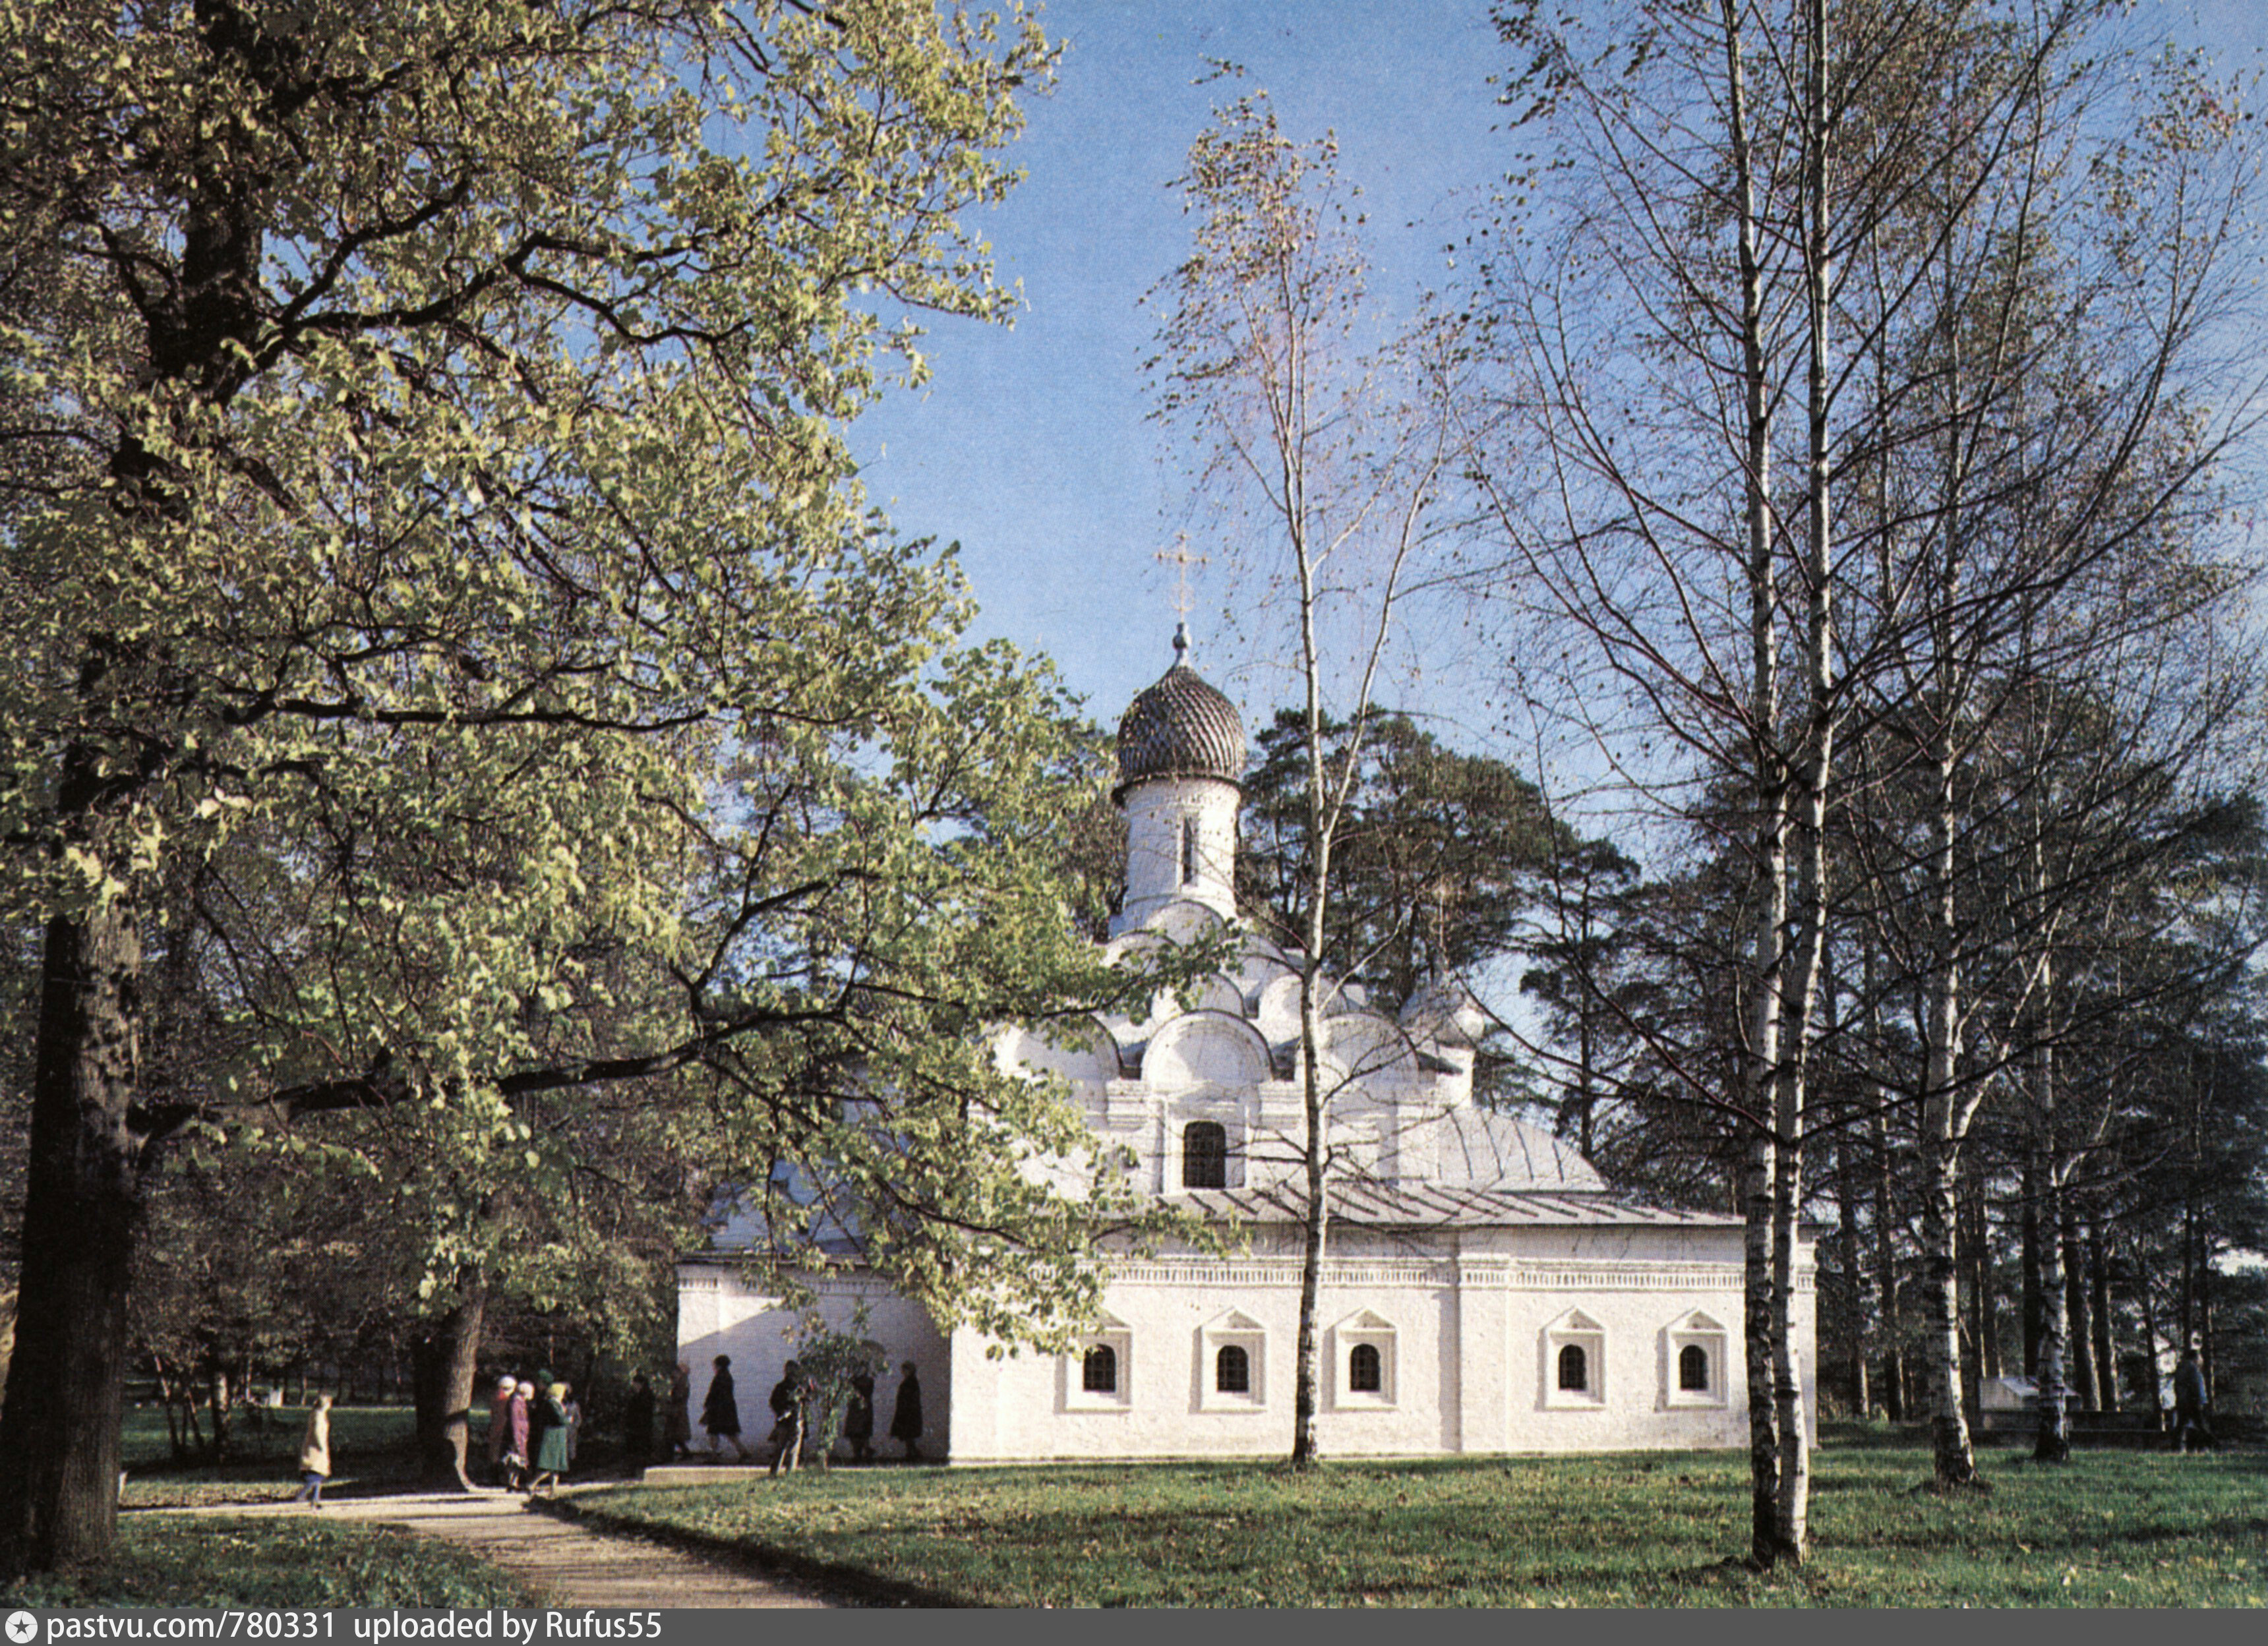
[676,1265,951,1460]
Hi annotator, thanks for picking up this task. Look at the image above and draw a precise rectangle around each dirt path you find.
[160,1490,837,1609]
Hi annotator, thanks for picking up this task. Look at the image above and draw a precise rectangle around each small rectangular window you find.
[1181,1121,1228,1190]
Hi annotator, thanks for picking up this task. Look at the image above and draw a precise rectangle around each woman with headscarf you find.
[504,1379,533,1490]
[528,1377,571,1494]
[288,1393,333,1507]
[485,1376,517,1485]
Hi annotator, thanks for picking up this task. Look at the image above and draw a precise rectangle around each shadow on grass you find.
[535,1493,967,1609]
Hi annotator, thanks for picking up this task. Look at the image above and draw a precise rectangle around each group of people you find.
[484,1371,583,1494]
[285,1348,937,1508]
[689,1353,924,1473]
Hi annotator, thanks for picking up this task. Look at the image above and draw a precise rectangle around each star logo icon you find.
[6,1610,38,1644]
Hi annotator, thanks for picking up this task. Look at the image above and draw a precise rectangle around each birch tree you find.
[1830,17,2263,1483]
[1148,92,1467,1468]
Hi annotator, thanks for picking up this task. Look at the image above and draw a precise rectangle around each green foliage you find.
[789,1322,886,1467]
[0,0,1159,1353]
[1238,708,1568,1014]
[0,1,1205,1572]
[0,1516,531,1608]
[565,1439,2268,1606]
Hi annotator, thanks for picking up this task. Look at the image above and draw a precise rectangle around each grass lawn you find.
[563,1431,2268,1606]
[2,1408,534,1608]
[0,1516,534,1610]
[119,1404,425,1509]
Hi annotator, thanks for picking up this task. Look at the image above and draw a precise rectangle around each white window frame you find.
[1063,1313,1133,1412]
[1199,1309,1268,1412]
[1543,1310,1607,1409]
[1329,1309,1398,1410]
[1663,1310,1729,1409]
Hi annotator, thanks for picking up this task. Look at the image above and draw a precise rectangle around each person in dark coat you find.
[890,1360,923,1461]
[663,1362,694,1461]
[528,1379,571,1495]
[523,1368,556,1491]
[503,1380,533,1490]
[767,1359,808,1476]
[2174,1348,2215,1452]
[845,1370,876,1464]
[703,1353,752,1461]
[624,1372,657,1469]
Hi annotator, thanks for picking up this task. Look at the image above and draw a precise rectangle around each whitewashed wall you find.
[682,1225,1815,1464]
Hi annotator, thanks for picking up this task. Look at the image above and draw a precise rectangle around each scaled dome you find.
[1114,628,1246,801]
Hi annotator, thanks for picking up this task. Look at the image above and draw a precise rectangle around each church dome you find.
[1114,628,1245,802]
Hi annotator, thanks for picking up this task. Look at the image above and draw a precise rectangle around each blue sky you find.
[852,0,2268,750]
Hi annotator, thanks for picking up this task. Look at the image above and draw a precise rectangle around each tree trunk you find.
[2020,1154,2043,1376]
[2088,1224,2116,1412]
[2032,1148,2072,1463]
[411,1267,488,1490]
[208,1366,234,1459]
[1742,1125,1781,1559]
[1958,1185,1984,1413]
[0,904,146,1576]
[158,1359,183,1460]
[1919,1111,1979,1485]
[1837,1124,1870,1417]
[1714,0,1793,1564]
[1917,717,1979,1486]
[2061,1198,2094,1413]
[1288,904,1328,1468]
[2178,1188,2196,1353]
[1872,1102,1902,1422]
[1977,1189,2003,1380]
[2137,1260,2165,1423]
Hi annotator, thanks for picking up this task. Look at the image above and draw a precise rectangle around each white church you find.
[676,633,1815,1461]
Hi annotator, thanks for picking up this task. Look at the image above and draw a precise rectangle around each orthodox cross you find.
[1156,533,1209,624]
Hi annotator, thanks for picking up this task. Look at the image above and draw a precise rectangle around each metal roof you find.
[1165,1181,1742,1229]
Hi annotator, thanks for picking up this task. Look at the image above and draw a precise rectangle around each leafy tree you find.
[0,0,1125,1576]
[1238,708,1566,1017]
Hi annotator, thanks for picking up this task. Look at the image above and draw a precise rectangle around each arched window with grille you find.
[1181,1121,1228,1190]
[1663,1311,1726,1406]
[1181,817,1199,885]
[1544,1310,1605,1408]
[1348,1342,1382,1394]
[1067,1318,1131,1409]
[1215,1343,1251,1394]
